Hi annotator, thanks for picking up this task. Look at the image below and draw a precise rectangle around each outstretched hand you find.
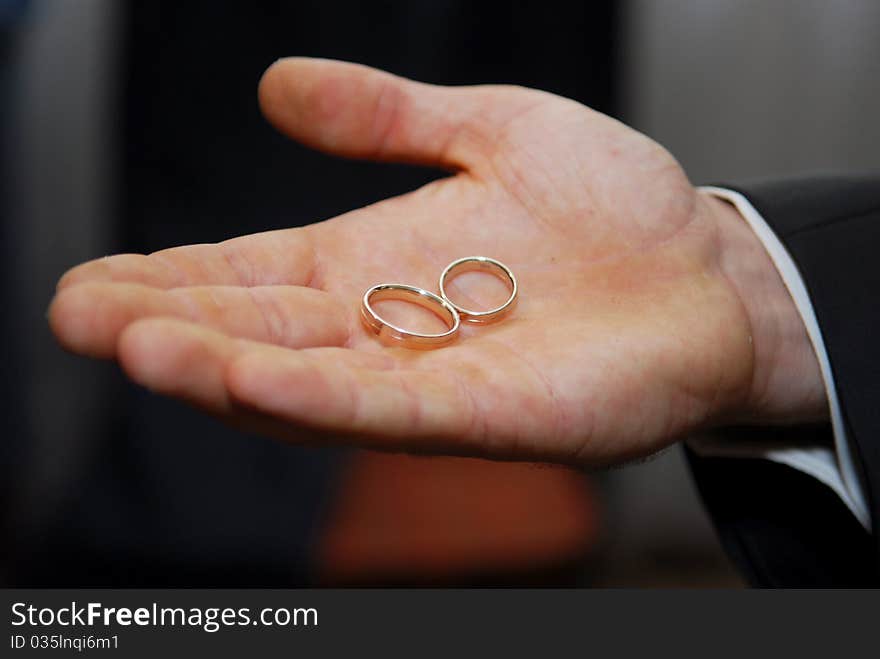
[49,58,824,466]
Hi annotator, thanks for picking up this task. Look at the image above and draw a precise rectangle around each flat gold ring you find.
[439,256,518,323]
[361,284,461,349]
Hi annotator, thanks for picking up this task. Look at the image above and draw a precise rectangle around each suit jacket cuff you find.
[692,186,869,530]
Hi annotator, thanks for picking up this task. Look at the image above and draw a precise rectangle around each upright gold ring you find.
[361,284,461,349]
[439,256,518,323]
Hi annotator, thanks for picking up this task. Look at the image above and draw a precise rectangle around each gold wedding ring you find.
[361,284,461,349]
[439,256,518,323]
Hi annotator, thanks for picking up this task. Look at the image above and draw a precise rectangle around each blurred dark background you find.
[2,0,877,587]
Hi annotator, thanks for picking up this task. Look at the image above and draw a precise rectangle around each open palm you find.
[50,58,808,467]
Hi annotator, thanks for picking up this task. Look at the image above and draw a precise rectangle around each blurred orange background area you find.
[317,452,599,585]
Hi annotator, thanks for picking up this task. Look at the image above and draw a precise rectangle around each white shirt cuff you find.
[690,186,870,531]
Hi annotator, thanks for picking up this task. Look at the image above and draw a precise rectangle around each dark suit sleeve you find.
[687,175,880,587]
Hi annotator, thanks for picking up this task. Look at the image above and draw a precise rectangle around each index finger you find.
[57,226,318,291]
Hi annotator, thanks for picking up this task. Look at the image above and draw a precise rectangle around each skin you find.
[48,58,826,468]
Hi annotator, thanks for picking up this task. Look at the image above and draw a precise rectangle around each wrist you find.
[701,190,828,424]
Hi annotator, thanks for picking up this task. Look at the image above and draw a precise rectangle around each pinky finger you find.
[225,347,484,454]
[118,317,244,413]
[117,318,482,453]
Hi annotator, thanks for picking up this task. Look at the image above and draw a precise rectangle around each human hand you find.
[48,58,825,466]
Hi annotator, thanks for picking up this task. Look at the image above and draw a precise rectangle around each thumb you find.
[257,57,528,171]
